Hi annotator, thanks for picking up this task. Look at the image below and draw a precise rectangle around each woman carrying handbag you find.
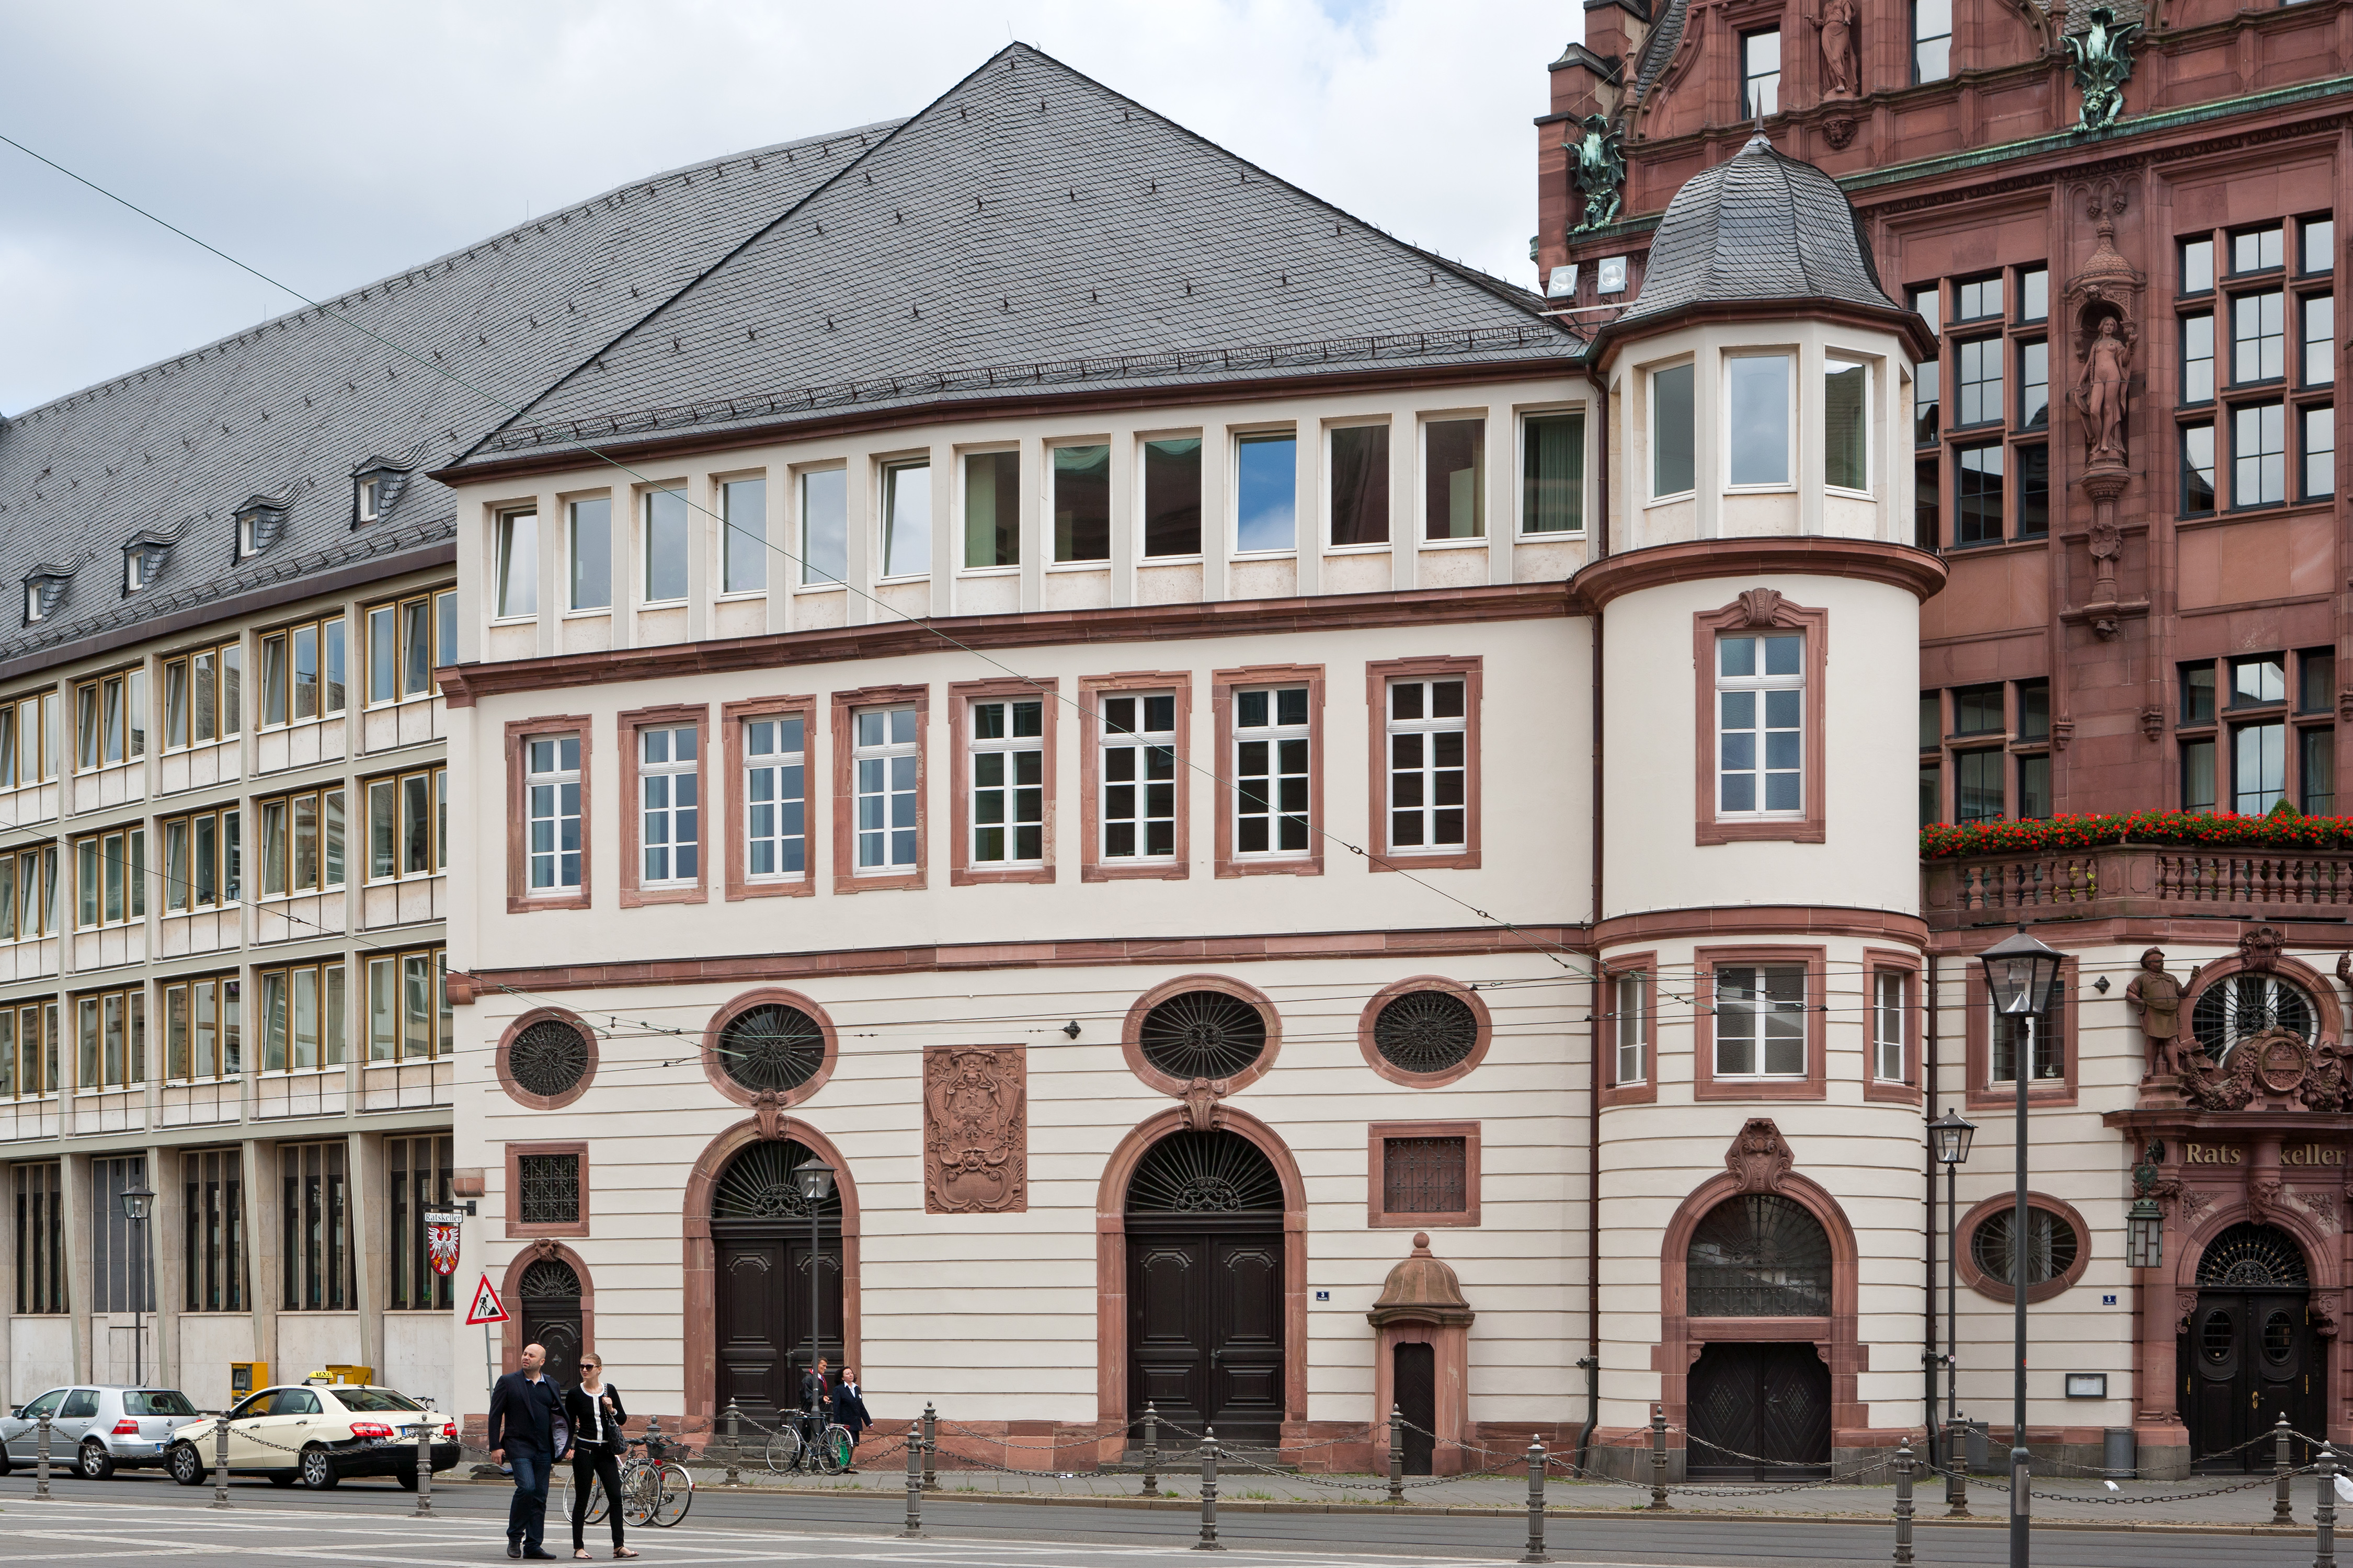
[563,1353,637,1560]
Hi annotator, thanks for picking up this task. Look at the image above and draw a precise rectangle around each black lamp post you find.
[119,1178,155,1387]
[793,1157,836,1404]
[1979,925,2063,1568]
[1928,1108,1975,1484]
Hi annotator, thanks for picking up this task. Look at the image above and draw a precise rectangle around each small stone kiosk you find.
[1367,1231,1476,1476]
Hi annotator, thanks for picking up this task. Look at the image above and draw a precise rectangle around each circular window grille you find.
[716,1004,829,1095]
[2196,1222,2309,1288]
[519,1258,581,1299]
[2192,975,2316,1059]
[712,1140,841,1222]
[1125,1129,1285,1215]
[1970,1207,2081,1289]
[509,1019,591,1099]
[1372,989,1479,1076]
[1138,991,1267,1081]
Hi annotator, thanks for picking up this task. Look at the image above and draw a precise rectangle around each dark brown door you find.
[517,1258,582,1393]
[1687,1342,1832,1479]
[1393,1342,1435,1475]
[2186,1290,2325,1470]
[714,1229,841,1425]
[1126,1228,1284,1449]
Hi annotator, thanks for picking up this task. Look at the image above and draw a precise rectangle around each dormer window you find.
[125,553,145,593]
[233,496,289,562]
[358,477,383,522]
[238,514,261,558]
[22,566,71,627]
[350,459,413,528]
[24,585,42,624]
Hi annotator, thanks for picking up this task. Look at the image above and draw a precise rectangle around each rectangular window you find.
[1913,0,1951,79]
[74,670,140,769]
[159,807,235,911]
[2304,217,2336,274]
[1,693,49,784]
[164,975,239,1081]
[643,488,688,603]
[517,1151,581,1228]
[1915,457,1940,548]
[2017,678,2050,740]
[2304,295,2335,386]
[2236,290,2286,383]
[2183,422,2218,513]
[1716,633,1803,816]
[1613,972,1648,1085]
[496,511,539,619]
[2235,720,2288,812]
[854,707,920,872]
[2181,237,2215,295]
[965,450,1022,569]
[1713,964,1806,1077]
[744,715,807,880]
[1143,438,1203,556]
[2233,654,2286,707]
[256,960,344,1072]
[256,787,343,895]
[1386,676,1467,852]
[1727,354,1791,486]
[1955,442,2004,542]
[2235,401,2287,505]
[801,468,848,585]
[968,699,1044,865]
[1915,359,1941,445]
[435,588,454,679]
[279,1141,351,1311]
[1742,29,1780,117]
[1381,1136,1467,1216]
[526,736,582,892]
[2235,224,2286,274]
[881,460,931,578]
[2300,648,2335,712]
[1052,444,1111,563]
[73,828,144,929]
[1920,693,1941,749]
[568,496,612,610]
[1521,411,1583,533]
[2018,753,2053,819]
[72,988,145,1093]
[1909,283,1942,338]
[2183,312,2216,403]
[638,725,700,885]
[367,591,444,703]
[368,605,395,704]
[2306,405,2336,498]
[182,1147,247,1312]
[2183,662,2219,724]
[1955,749,2004,822]
[1100,692,1178,863]
[14,1163,64,1314]
[386,1135,454,1312]
[1235,685,1312,856]
[1952,683,2004,735]
[365,946,450,1061]
[1328,424,1390,546]
[2019,266,2049,323]
[1824,359,1868,490]
[1424,419,1485,539]
[1990,987,2065,1082]
[1236,432,1297,552]
[257,617,339,725]
[1874,971,1908,1082]
[2303,727,2336,814]
[2016,444,2050,536]
[2018,340,2049,428]
[363,768,439,882]
[1957,273,2003,322]
[722,477,767,595]
[1653,362,1696,497]
[1956,337,2002,425]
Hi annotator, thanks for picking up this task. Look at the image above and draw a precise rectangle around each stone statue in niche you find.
[2072,315,2134,464]
[1807,0,1860,99]
[923,1044,1027,1214]
[1569,113,1627,233]
[2124,947,2193,1077]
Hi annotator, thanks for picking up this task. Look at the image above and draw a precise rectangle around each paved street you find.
[0,1469,2321,1567]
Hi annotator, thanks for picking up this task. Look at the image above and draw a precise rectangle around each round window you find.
[2192,975,2317,1059]
[508,1018,592,1100]
[716,1003,829,1094]
[1371,989,1480,1077]
[2264,1311,2295,1364]
[1137,991,1267,1081]
[2202,1309,2234,1365]
[1970,1206,2082,1289]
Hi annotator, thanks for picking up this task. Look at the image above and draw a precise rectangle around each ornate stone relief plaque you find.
[923,1045,1028,1214]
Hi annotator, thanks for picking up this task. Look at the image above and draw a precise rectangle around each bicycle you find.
[764,1409,853,1475]
[568,1432,693,1528]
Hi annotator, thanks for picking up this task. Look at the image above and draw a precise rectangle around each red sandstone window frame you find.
[830,683,929,895]
[1962,951,2079,1111]
[1954,1191,2091,1304]
[504,1140,590,1241]
[1365,656,1481,872]
[1079,672,1192,883]
[948,677,1059,887]
[722,694,817,901]
[1693,595,1828,845]
[1212,663,1324,878]
[504,715,591,914]
[1599,953,1659,1108]
[618,702,710,909]
[1864,948,1923,1106]
[1693,944,1827,1103]
[1366,1119,1480,1229]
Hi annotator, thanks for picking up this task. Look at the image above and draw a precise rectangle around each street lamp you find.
[119,1178,155,1387]
[1928,1109,1975,1492]
[1979,924,2062,1568]
[793,1157,837,1413]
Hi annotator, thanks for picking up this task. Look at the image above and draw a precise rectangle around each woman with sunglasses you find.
[563,1352,636,1559]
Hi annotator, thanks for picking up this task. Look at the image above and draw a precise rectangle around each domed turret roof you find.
[1616,132,1902,329]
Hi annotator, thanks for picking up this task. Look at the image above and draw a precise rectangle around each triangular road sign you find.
[465,1273,509,1325]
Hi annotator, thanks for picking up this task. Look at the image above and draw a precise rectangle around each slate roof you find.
[1630,0,1693,99]
[1615,132,1901,327]
[0,118,901,668]
[458,44,1576,467]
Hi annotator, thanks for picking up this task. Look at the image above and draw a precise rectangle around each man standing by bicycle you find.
[798,1356,830,1458]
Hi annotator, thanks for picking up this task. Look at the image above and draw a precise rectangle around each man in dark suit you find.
[488,1342,567,1559]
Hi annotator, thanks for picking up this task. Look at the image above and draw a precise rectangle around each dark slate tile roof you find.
[0,119,901,665]
[460,44,1577,465]
[1616,132,1900,326]
[1631,0,1692,99]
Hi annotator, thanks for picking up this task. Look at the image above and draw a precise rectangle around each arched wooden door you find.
[711,1139,843,1426]
[1683,1194,1833,1479]
[517,1258,583,1392]
[2184,1223,2326,1471]
[1125,1130,1285,1451]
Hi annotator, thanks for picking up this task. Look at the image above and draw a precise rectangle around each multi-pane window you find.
[2235,720,2287,813]
[518,1151,582,1227]
[722,476,767,594]
[1712,964,1806,1077]
[1381,1136,1467,1216]
[2018,340,2049,428]
[801,467,849,586]
[1955,749,2004,822]
[496,510,538,619]
[526,738,582,893]
[73,986,145,1090]
[163,974,241,1081]
[257,961,346,1072]
[2234,290,2286,383]
[1235,685,1311,856]
[1956,337,2002,425]
[183,1147,247,1312]
[1952,684,2004,736]
[161,641,239,749]
[0,1002,59,1100]
[1913,0,1951,80]
[91,1157,152,1314]
[0,845,58,941]
[638,726,700,885]
[854,707,920,872]
[387,1134,454,1312]
[1329,424,1390,546]
[2304,295,2335,385]
[258,616,346,727]
[1613,972,1648,1085]
[365,946,450,1061]
[1101,693,1178,862]
[1741,29,1780,117]
[1909,284,1942,338]
[1386,677,1467,853]
[2183,422,2218,513]
[160,806,239,912]
[2177,648,2333,815]
[2234,224,2286,274]
[1521,411,1583,534]
[1990,981,2066,1082]
[968,699,1044,865]
[1716,633,1802,816]
[14,1163,63,1313]
[2234,402,2287,506]
[1425,419,1485,539]
[1956,442,2004,541]
[258,787,345,897]
[365,766,443,883]
[75,668,146,770]
[1956,274,2003,322]
[0,692,56,785]
[1144,438,1204,556]
[881,460,931,578]
[2306,405,2336,498]
[74,827,145,929]
[1054,445,1112,563]
[568,496,612,611]
[644,488,689,603]
[1874,972,1908,1083]
[964,450,1020,568]
[280,1141,352,1311]
[365,589,453,704]
[2183,313,2215,403]
[744,716,807,880]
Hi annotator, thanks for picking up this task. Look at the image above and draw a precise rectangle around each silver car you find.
[0,1385,200,1478]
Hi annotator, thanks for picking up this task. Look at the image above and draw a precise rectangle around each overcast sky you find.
[0,1,1571,416]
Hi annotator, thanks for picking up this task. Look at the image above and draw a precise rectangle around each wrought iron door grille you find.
[712,1139,842,1222]
[519,1257,581,1299]
[1125,1129,1284,1214]
[1382,1136,1467,1214]
[1686,1194,1832,1316]
[2196,1222,2309,1287]
[1372,992,1479,1075]
[517,1152,581,1226]
[509,1019,591,1097]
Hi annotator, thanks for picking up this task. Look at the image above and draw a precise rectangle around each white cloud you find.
[0,0,1571,414]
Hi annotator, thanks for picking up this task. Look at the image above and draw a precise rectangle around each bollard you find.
[1141,1402,1160,1498]
[723,1399,743,1486]
[413,1419,434,1517]
[1892,1436,1916,1567]
[1648,1404,1671,1510]
[2317,1443,2339,1568]
[211,1413,232,1509]
[1519,1438,1550,1564]
[1194,1425,1224,1551]
[1387,1403,1404,1504]
[1943,1414,1969,1517]
[32,1413,51,1501]
[2277,1412,2297,1525]
[922,1402,938,1491]
[900,1422,924,1539]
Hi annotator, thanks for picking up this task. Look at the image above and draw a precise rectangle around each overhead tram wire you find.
[0,130,1603,988]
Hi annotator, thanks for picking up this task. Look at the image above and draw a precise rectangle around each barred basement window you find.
[1138,990,1266,1080]
[509,1018,591,1099]
[717,1003,828,1094]
[1371,990,1478,1076]
[1382,1136,1467,1215]
[517,1152,581,1228]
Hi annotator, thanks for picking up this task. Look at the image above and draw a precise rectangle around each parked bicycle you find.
[765,1407,853,1475]
[568,1430,692,1528]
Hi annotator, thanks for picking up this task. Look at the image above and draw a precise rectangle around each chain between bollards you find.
[413,1419,433,1517]
[1519,1438,1550,1564]
[1141,1402,1161,1497]
[1891,1435,1915,1567]
[1193,1425,1224,1551]
[2317,1442,2339,1568]
[1387,1403,1404,1504]
[32,1413,51,1501]
[900,1417,925,1538]
[210,1413,231,1509]
[722,1399,744,1487]
[1648,1404,1671,1510]
[1943,1413,1969,1517]
[2277,1412,2298,1525]
[922,1402,938,1491]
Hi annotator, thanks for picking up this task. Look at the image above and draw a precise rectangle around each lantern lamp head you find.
[2126,1197,2164,1271]
[119,1180,156,1223]
[1928,1109,1977,1167]
[1979,924,2064,1017]
[792,1158,836,1204]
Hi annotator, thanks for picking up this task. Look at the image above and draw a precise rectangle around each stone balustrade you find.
[1924,843,2353,930]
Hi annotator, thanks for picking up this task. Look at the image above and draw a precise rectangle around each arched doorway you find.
[2184,1222,2325,1471]
[711,1138,843,1426]
[1124,1129,1285,1450]
[518,1258,584,1392]
[1683,1193,1833,1479]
